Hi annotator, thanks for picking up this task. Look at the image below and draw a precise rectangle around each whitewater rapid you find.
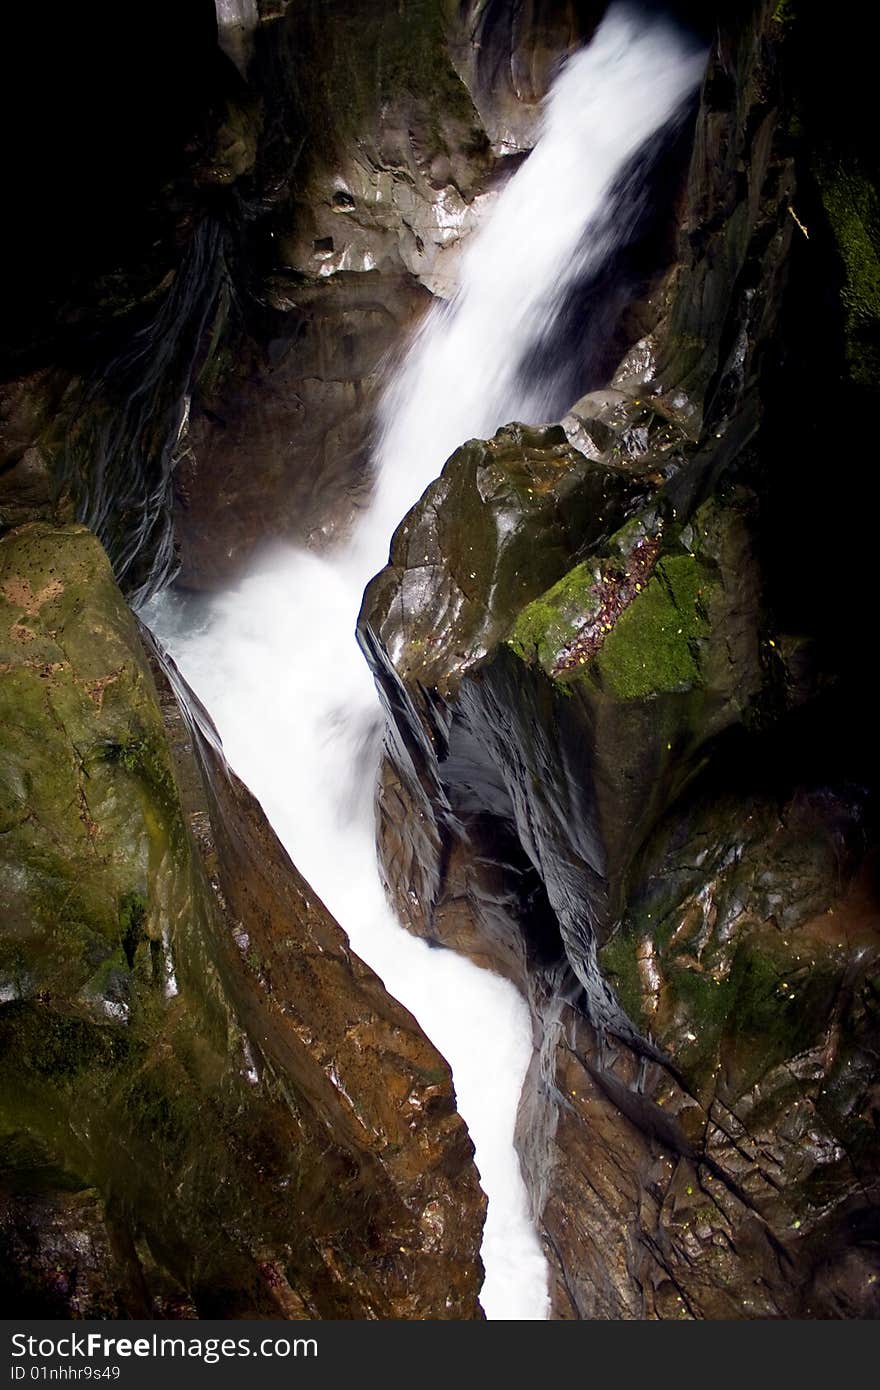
[144,3,705,1319]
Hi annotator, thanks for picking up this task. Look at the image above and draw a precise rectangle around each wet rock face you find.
[525,871,880,1321]
[263,0,504,293]
[601,785,870,1097]
[0,1186,197,1319]
[363,422,636,696]
[498,495,766,944]
[367,485,772,1037]
[173,0,503,589]
[535,778,879,1320]
[359,1,880,1317]
[448,1,604,154]
[153,645,486,1319]
[0,522,485,1317]
[174,273,431,589]
[359,420,641,952]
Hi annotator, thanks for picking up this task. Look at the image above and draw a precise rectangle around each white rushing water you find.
[358,3,707,571]
[144,4,705,1319]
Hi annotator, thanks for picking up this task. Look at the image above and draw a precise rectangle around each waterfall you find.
[356,3,706,577]
[144,3,705,1320]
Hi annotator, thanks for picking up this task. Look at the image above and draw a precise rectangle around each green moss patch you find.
[507,516,714,701]
[506,515,662,669]
[0,523,194,1011]
[598,930,645,1029]
[720,939,840,1092]
[594,554,711,699]
[507,559,602,669]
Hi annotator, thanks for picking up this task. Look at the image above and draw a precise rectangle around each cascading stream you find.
[144,3,705,1319]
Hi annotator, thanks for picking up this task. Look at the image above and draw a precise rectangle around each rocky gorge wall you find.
[2,0,879,1319]
[358,0,880,1316]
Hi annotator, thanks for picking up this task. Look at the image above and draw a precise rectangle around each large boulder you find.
[496,494,766,959]
[360,421,640,944]
[0,521,485,1317]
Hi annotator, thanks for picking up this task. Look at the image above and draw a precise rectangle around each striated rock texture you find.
[359,0,880,1318]
[0,521,485,1318]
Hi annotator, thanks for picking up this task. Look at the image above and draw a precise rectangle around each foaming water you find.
[146,557,548,1318]
[144,3,705,1319]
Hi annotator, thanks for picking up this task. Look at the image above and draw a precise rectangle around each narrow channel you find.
[144,3,705,1318]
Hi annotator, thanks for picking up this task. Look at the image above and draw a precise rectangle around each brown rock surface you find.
[174,274,431,589]
[0,521,485,1317]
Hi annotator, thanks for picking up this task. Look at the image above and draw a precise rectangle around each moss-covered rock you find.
[0,522,192,1021]
[362,421,637,697]
[600,785,868,1094]
[587,777,880,1315]
[507,497,760,712]
[0,522,486,1317]
[470,495,766,982]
